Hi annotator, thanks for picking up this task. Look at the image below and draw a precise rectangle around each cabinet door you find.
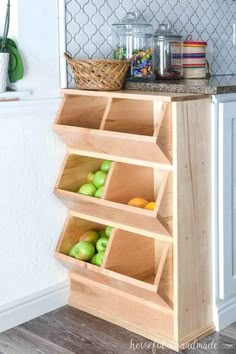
[219,102,236,299]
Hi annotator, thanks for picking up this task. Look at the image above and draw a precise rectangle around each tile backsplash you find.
[65,0,236,86]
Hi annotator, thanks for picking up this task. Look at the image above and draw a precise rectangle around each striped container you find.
[183,40,208,78]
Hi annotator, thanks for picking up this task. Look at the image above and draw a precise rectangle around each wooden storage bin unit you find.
[54,89,214,351]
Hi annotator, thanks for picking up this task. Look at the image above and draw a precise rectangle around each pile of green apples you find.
[77,160,112,198]
[68,225,113,266]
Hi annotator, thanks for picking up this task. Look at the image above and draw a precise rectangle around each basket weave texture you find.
[65,53,129,91]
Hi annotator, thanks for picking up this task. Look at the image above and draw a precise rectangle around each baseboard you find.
[0,281,69,333]
[215,295,236,331]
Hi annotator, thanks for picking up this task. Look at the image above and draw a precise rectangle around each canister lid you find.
[184,35,207,46]
[154,23,182,40]
[184,41,207,46]
[112,12,153,34]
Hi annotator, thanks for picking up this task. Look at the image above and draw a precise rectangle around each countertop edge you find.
[124,81,218,95]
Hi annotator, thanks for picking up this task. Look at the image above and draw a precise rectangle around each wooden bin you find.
[55,215,171,293]
[54,154,172,239]
[53,89,214,352]
[54,91,174,168]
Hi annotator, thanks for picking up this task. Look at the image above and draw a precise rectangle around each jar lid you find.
[112,12,153,34]
[184,35,207,46]
[154,23,182,40]
[184,41,207,46]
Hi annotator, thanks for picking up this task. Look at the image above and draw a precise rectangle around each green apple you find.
[105,226,113,237]
[80,230,99,245]
[94,186,104,198]
[91,251,105,266]
[93,171,107,189]
[78,183,97,197]
[101,160,112,172]
[86,172,96,183]
[91,255,97,265]
[68,241,95,261]
[96,237,109,252]
[99,230,106,238]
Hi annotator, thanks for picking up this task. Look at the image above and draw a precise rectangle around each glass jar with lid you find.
[153,24,183,79]
[112,12,153,78]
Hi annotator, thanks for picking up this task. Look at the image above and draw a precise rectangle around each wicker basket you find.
[64,53,129,91]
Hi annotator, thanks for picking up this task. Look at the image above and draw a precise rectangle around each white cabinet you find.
[218,101,236,300]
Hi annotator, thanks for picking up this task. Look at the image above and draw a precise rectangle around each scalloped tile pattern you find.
[65,0,236,87]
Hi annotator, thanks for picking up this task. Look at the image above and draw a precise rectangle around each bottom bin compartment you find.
[55,215,171,293]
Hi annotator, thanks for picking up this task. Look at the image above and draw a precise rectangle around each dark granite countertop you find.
[124,75,236,95]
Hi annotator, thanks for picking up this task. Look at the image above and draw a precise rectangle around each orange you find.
[145,202,156,211]
[128,198,149,209]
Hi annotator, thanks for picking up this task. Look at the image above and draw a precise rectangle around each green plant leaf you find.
[2,43,24,83]
[0,38,24,82]
[0,37,17,50]
[7,44,24,83]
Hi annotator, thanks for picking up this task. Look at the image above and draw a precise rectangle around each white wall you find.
[0,0,69,332]
[16,0,61,98]
[0,0,18,39]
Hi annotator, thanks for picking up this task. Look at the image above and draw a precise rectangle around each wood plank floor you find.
[0,305,236,354]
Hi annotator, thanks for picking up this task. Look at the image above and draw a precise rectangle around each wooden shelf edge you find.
[153,102,169,137]
[99,97,113,130]
[101,227,117,267]
[54,188,157,218]
[68,148,173,171]
[155,171,170,213]
[56,252,158,292]
[54,124,173,170]
[101,161,116,199]
[154,243,170,288]
[54,188,172,239]
[53,123,156,143]
[68,210,174,243]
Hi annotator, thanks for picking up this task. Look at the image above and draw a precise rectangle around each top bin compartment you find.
[54,91,173,169]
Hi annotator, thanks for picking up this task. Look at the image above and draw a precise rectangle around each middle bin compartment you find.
[54,154,172,238]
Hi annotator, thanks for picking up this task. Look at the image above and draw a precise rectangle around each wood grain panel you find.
[103,229,156,283]
[103,162,155,204]
[103,99,154,136]
[56,216,105,255]
[172,98,213,341]
[56,95,107,128]
[56,154,104,192]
